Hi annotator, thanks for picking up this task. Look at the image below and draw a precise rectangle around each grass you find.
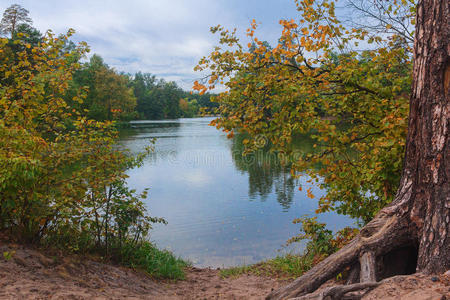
[220,253,320,280]
[117,240,190,280]
[219,222,359,281]
[41,230,190,281]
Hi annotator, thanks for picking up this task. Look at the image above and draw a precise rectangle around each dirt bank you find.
[0,243,285,299]
[0,243,448,299]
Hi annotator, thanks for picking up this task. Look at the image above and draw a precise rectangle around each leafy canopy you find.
[195,0,415,223]
[68,54,137,121]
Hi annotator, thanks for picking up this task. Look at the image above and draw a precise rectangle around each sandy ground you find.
[0,243,448,299]
[362,273,450,300]
[0,243,285,299]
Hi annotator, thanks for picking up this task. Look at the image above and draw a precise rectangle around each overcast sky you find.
[0,0,302,90]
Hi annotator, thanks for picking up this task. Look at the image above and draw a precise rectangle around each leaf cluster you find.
[194,0,414,223]
[0,30,166,267]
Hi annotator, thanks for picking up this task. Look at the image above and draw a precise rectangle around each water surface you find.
[121,117,353,267]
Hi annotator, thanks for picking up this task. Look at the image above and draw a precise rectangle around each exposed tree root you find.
[268,0,449,298]
[359,252,376,283]
[289,282,380,300]
[266,203,415,299]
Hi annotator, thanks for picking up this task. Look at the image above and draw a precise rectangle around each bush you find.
[0,31,186,279]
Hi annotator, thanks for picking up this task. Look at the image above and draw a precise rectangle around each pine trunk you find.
[407,0,449,273]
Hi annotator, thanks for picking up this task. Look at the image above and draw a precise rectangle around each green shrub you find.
[0,31,187,280]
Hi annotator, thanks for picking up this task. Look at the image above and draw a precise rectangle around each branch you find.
[346,0,413,43]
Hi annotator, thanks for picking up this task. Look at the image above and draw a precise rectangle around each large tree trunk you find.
[267,0,449,298]
[409,0,449,273]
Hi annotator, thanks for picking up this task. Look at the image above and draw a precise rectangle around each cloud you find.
[0,0,298,90]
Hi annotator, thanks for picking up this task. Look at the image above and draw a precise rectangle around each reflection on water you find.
[231,134,297,211]
[120,117,353,267]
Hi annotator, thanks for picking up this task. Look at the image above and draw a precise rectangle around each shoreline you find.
[1,241,448,299]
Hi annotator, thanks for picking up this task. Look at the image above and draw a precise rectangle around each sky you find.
[0,0,301,90]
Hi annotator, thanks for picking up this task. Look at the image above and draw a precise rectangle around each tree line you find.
[67,54,217,122]
[0,5,217,123]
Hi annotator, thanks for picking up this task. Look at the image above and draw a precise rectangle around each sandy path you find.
[0,244,285,299]
[1,243,448,299]
[160,267,285,299]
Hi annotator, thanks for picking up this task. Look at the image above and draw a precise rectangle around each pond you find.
[120,117,353,268]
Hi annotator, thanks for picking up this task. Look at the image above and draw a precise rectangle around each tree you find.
[162,81,182,118]
[196,2,414,223]
[196,0,448,298]
[0,29,90,240]
[14,23,42,46]
[0,4,32,38]
[0,29,166,265]
[68,54,137,121]
[131,75,185,120]
[267,0,449,297]
[93,66,136,120]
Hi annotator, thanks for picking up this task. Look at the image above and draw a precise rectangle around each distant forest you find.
[3,19,217,122]
[67,53,218,121]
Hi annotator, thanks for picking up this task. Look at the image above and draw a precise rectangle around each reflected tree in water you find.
[230,133,319,211]
[274,172,296,211]
[230,134,295,211]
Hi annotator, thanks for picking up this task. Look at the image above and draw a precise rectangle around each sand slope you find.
[0,243,448,299]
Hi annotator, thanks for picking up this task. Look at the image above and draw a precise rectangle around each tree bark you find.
[407,0,449,273]
[267,0,449,298]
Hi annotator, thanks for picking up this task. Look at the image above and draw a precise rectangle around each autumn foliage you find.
[0,30,167,261]
[195,0,414,223]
